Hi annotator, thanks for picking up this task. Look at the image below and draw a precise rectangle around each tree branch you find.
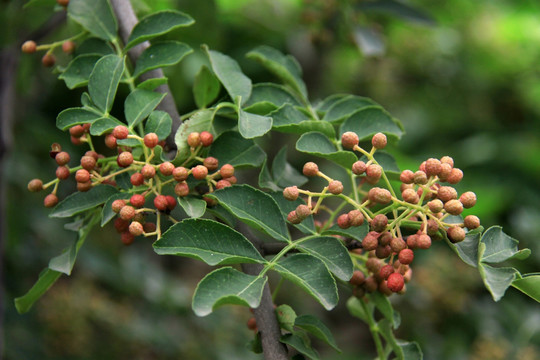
[109,0,181,151]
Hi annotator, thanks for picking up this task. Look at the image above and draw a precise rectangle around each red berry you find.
[172,167,189,182]
[114,218,129,233]
[424,158,442,177]
[80,155,96,171]
[121,231,135,245]
[187,132,201,147]
[144,133,159,148]
[111,199,126,213]
[57,0,70,6]
[166,195,177,210]
[141,164,156,179]
[247,317,257,331]
[215,179,231,189]
[61,40,75,54]
[371,132,387,149]
[113,125,129,140]
[337,213,351,229]
[200,131,214,146]
[117,152,134,168]
[129,221,144,236]
[437,186,457,202]
[219,164,234,178]
[362,233,379,251]
[192,165,208,180]
[447,168,463,184]
[27,179,43,192]
[328,180,343,195]
[464,215,480,229]
[348,210,364,226]
[399,170,414,184]
[153,195,168,211]
[352,161,367,175]
[287,210,301,224]
[120,205,136,221]
[223,176,237,184]
[159,162,175,176]
[143,222,157,233]
[379,264,394,280]
[56,166,70,180]
[130,194,145,208]
[349,270,365,286]
[21,40,37,53]
[371,214,388,232]
[390,237,406,253]
[130,172,144,186]
[69,125,85,138]
[41,54,56,67]
[55,151,70,166]
[302,162,319,177]
[105,134,117,149]
[341,131,359,149]
[417,234,432,249]
[77,181,92,192]
[459,191,477,208]
[406,234,418,249]
[44,194,58,208]
[75,169,90,183]
[387,273,404,292]
[85,151,99,160]
[203,157,219,171]
[368,187,392,204]
[174,182,189,197]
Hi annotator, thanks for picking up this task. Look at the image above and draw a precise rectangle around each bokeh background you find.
[1,0,539,359]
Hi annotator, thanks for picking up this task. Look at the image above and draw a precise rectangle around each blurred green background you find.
[1,0,539,359]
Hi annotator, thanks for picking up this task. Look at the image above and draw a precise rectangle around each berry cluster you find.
[283,132,480,297]
[27,125,235,246]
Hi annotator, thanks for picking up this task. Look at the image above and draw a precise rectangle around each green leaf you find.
[75,38,114,56]
[89,117,124,136]
[245,83,302,108]
[316,94,350,112]
[480,226,530,263]
[14,269,61,314]
[192,267,267,316]
[276,304,297,332]
[322,223,368,242]
[358,0,435,26]
[207,205,237,228]
[68,0,117,41]
[153,218,265,265]
[238,108,272,139]
[88,55,125,113]
[271,147,308,188]
[207,185,290,242]
[340,106,403,142]
[49,185,118,218]
[296,132,357,169]
[271,104,335,138]
[174,109,214,163]
[59,54,102,89]
[193,65,221,108]
[359,152,401,178]
[280,334,320,360]
[209,131,266,168]
[512,274,540,303]
[295,314,341,352]
[346,296,371,323]
[370,291,397,328]
[137,77,168,90]
[259,158,280,191]
[101,193,132,227]
[323,95,377,123]
[274,254,338,310]
[478,260,519,302]
[124,89,165,129]
[378,319,423,360]
[56,107,102,130]
[446,227,482,267]
[247,46,307,99]
[24,0,56,8]
[204,46,252,105]
[297,237,353,282]
[269,192,316,235]
[48,213,100,275]
[145,111,172,140]
[133,41,192,78]
[178,196,207,218]
[126,10,195,50]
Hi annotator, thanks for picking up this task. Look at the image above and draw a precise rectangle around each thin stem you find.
[362,300,386,360]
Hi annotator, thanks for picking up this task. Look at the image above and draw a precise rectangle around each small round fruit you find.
[302,162,319,177]
[119,205,136,221]
[287,210,301,224]
[368,187,392,204]
[111,199,126,213]
[174,182,189,197]
[387,273,405,292]
[172,167,189,182]
[361,233,378,251]
[41,54,56,67]
[295,204,311,220]
[424,158,442,177]
[416,234,432,249]
[104,134,117,149]
[192,165,208,180]
[402,188,419,204]
[464,215,480,229]
[447,168,463,184]
[77,181,92,192]
[27,179,43,192]
[203,157,219,171]
[337,213,351,229]
[166,195,177,210]
[143,133,159,148]
[57,0,70,6]
[390,237,406,253]
[349,270,365,286]
[459,191,477,208]
[283,186,299,201]
[348,210,364,227]
[413,170,428,185]
[216,179,232,189]
[371,132,387,149]
[141,164,156,179]
[200,131,214,146]
[69,125,85,138]
[21,40,37,53]
[56,166,70,180]
[400,170,415,184]
[159,162,175,176]
[55,151,70,166]
[129,221,144,236]
[247,317,257,331]
[80,155,96,171]
[444,199,463,215]
[75,169,90,183]
[428,199,444,213]
[117,152,134,167]
[379,264,394,280]
[153,195,168,211]
[447,226,466,243]
[61,40,75,54]
[113,125,129,140]
[44,194,58,208]
[341,131,359,149]
[352,161,367,175]
[121,232,135,245]
[328,180,343,195]
[130,194,145,208]
[371,214,388,232]
[187,132,201,147]
[130,172,144,186]
[437,186,457,202]
[219,164,234,178]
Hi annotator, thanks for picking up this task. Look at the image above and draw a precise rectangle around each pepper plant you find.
[15,0,540,359]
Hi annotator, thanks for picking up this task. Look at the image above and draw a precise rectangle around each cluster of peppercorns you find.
[282,131,481,297]
[27,123,236,245]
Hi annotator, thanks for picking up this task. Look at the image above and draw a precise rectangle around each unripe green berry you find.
[459,191,477,208]
[348,210,364,226]
[129,221,144,236]
[200,131,214,147]
[295,204,311,220]
[28,179,43,192]
[341,131,359,149]
[219,164,234,178]
[337,213,351,229]
[187,132,201,147]
[153,195,168,211]
[447,226,466,243]
[428,199,444,213]
[387,273,404,292]
[192,165,208,180]
[328,180,343,195]
[424,158,442,177]
[203,157,219,171]
[143,133,159,148]
[302,162,319,177]
[464,215,480,229]
[172,167,189,182]
[174,182,190,197]
[44,194,58,208]
[159,162,175,176]
[118,205,136,221]
[371,132,387,149]
[141,164,156,179]
[283,186,299,201]
[56,166,70,180]
[117,152,134,168]
[352,161,367,175]
[447,168,463,184]
[400,170,415,184]
[113,125,129,140]
[444,199,463,215]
